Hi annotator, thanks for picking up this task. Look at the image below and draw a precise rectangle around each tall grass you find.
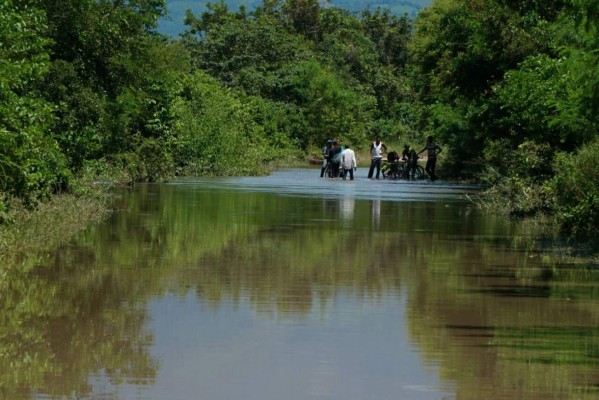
[0,193,110,271]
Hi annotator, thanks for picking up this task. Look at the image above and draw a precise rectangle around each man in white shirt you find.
[367,137,387,179]
[341,144,357,180]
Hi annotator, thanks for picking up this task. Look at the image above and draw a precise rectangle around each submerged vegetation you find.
[0,0,598,247]
[0,192,110,270]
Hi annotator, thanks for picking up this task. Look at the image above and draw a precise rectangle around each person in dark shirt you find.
[406,147,419,180]
[401,144,410,161]
[320,140,333,177]
[417,136,442,181]
[329,140,342,178]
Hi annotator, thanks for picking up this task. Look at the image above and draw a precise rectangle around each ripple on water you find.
[172,168,482,202]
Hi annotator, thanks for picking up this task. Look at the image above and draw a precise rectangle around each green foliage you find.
[171,71,269,175]
[288,60,375,147]
[480,139,555,216]
[548,138,599,237]
[1,0,194,205]
[559,0,599,117]
[40,0,167,91]
[407,0,599,239]
[158,0,427,37]
[361,7,412,67]
[282,0,321,38]
[408,0,563,176]
[316,10,379,84]
[0,1,70,203]
[43,60,106,170]
[182,0,415,150]
[3,0,598,243]
[107,138,175,183]
[493,54,594,150]
[185,5,309,88]
[241,95,305,154]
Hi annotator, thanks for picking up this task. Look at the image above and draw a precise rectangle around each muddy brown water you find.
[3,169,599,400]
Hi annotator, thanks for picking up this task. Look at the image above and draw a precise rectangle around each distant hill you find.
[158,0,432,37]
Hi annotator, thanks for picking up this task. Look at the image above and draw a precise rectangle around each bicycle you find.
[404,163,426,180]
[382,160,405,180]
[382,151,408,180]
[323,161,341,178]
[382,150,426,180]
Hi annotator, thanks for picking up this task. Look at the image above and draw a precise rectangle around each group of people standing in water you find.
[319,140,358,180]
[320,136,442,181]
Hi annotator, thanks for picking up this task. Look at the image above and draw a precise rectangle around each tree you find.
[37,0,188,181]
[282,0,322,39]
[316,8,379,85]
[171,71,274,175]
[0,0,69,202]
[493,54,594,151]
[288,60,375,147]
[185,6,310,96]
[361,7,412,68]
[408,0,562,176]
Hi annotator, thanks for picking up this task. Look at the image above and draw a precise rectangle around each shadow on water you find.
[463,285,553,298]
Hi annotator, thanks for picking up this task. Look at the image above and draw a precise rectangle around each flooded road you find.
[2,169,599,400]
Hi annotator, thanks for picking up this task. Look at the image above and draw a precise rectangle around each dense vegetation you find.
[1,0,598,239]
[409,0,599,237]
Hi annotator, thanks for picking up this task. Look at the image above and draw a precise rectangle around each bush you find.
[479,139,554,216]
[137,138,174,182]
[171,72,273,176]
[548,138,599,237]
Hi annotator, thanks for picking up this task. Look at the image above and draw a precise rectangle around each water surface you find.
[2,169,599,400]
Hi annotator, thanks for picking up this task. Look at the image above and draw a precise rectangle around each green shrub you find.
[171,72,272,176]
[548,138,599,236]
[137,138,174,182]
[479,139,554,216]
[482,176,548,217]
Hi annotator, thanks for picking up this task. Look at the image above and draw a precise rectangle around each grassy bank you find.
[0,192,111,272]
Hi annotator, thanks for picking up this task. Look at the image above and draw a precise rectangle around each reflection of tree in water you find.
[0,242,158,400]
[98,185,499,319]
[183,226,407,316]
[9,182,590,398]
[4,178,597,400]
[404,235,599,400]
